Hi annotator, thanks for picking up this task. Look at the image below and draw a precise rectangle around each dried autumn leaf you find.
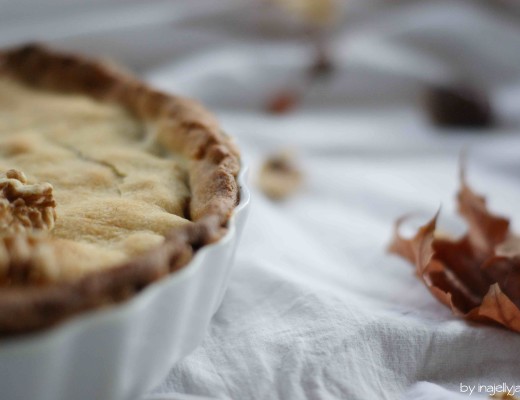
[491,393,520,400]
[389,168,520,332]
[263,0,337,115]
[268,0,339,27]
[266,90,300,115]
[424,84,495,129]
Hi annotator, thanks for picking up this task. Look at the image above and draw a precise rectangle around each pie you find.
[0,44,240,335]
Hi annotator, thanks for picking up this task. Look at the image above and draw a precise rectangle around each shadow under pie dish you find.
[0,44,249,400]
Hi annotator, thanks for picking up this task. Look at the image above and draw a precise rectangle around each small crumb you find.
[424,84,495,129]
[258,151,303,201]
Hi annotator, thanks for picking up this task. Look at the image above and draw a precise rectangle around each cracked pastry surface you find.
[0,77,191,282]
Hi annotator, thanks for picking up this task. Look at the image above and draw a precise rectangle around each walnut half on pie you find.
[0,44,240,335]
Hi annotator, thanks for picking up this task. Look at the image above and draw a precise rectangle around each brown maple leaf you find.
[266,90,300,115]
[491,393,520,399]
[424,84,495,129]
[388,167,520,332]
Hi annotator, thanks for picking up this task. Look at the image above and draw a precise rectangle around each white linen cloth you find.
[2,1,520,399]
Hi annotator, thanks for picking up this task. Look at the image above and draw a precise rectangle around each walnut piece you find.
[0,169,57,233]
[258,151,303,201]
[0,170,58,284]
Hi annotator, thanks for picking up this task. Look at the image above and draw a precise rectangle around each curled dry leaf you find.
[268,0,339,27]
[424,84,495,129]
[265,50,334,116]
[389,168,520,332]
[258,151,303,201]
[491,393,520,400]
[264,0,337,116]
[266,90,300,115]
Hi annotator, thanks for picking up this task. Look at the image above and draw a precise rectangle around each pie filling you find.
[0,77,192,283]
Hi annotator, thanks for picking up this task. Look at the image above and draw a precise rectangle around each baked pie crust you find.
[0,44,240,335]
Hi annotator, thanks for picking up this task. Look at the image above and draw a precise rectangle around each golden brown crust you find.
[0,44,240,335]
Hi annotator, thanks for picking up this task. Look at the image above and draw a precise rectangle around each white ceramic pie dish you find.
[0,165,250,400]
